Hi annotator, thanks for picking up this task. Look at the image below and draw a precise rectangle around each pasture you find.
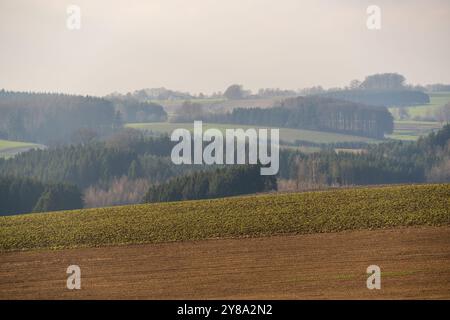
[126,122,379,145]
[388,121,443,141]
[0,139,45,159]
[389,92,450,119]
[387,92,450,140]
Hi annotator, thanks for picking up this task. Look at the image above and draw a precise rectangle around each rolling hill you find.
[1,184,449,251]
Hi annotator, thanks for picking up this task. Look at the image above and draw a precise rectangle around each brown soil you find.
[1,226,449,299]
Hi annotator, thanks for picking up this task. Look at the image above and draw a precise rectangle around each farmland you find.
[1,184,449,299]
[388,92,450,140]
[0,139,45,159]
[1,226,449,299]
[388,121,443,141]
[141,93,450,143]
[126,122,379,145]
[0,139,39,151]
[390,92,450,119]
[1,184,449,251]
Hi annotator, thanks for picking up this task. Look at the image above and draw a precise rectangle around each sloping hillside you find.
[1,184,449,251]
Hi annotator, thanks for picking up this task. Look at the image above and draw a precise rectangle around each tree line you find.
[2,124,448,215]
[278,124,450,189]
[0,90,116,144]
[0,134,182,188]
[202,96,394,139]
[144,164,277,203]
[319,89,430,108]
[0,90,167,145]
[300,73,430,107]
[0,175,82,216]
[109,97,167,123]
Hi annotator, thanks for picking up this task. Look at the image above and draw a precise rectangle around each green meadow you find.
[126,122,379,145]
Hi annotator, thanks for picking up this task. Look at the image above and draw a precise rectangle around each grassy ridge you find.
[1,184,449,251]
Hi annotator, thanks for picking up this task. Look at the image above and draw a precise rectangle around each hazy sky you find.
[1,0,449,96]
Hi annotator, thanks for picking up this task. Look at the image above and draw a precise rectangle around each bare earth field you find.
[1,226,449,300]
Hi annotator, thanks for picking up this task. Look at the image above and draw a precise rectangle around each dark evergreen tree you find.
[144,164,277,203]
[33,184,83,213]
[0,176,82,216]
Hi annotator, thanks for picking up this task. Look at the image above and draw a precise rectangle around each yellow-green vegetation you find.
[0,139,38,151]
[1,184,449,251]
[126,122,378,144]
[0,139,42,159]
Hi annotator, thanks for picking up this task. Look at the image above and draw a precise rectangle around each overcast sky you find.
[1,0,449,96]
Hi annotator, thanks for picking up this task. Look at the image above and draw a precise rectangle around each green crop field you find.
[404,92,450,118]
[1,184,448,251]
[126,122,379,144]
[0,139,43,159]
[0,139,37,150]
[390,92,450,119]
